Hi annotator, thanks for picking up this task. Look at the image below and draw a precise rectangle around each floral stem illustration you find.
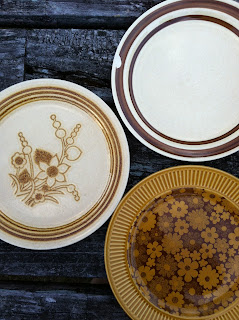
[60,138,65,164]
[10,114,82,207]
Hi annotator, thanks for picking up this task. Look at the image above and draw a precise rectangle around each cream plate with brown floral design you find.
[0,79,129,249]
[105,166,239,320]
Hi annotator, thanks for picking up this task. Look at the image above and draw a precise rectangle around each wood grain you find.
[0,30,26,90]
[0,223,108,279]
[25,29,124,106]
[0,282,130,319]
[0,0,162,29]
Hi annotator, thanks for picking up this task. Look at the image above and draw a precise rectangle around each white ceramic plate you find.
[0,79,129,249]
[112,0,239,161]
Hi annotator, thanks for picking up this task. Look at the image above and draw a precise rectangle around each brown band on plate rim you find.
[0,87,123,241]
[115,0,239,157]
[128,15,239,145]
[1,91,119,235]
[0,89,121,240]
[0,89,118,230]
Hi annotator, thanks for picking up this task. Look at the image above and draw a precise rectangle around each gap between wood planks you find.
[0,275,108,285]
[0,0,162,29]
[0,16,133,30]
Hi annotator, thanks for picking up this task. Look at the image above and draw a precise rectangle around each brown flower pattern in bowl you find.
[127,188,239,317]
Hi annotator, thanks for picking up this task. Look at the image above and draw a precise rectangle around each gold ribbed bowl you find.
[105,166,239,320]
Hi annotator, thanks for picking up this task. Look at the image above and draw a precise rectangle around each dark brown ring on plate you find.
[128,15,239,145]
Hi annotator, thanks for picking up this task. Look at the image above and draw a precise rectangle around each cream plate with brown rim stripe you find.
[112,0,239,161]
[0,79,129,249]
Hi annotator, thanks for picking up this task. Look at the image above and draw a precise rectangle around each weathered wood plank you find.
[0,223,108,279]
[0,282,129,319]
[127,135,239,186]
[23,30,122,114]
[0,0,162,29]
[25,29,124,106]
[0,29,25,91]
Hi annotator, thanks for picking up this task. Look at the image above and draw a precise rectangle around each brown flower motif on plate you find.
[9,114,82,206]
[127,188,239,317]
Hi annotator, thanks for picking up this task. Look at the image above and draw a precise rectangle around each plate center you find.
[0,100,111,228]
[127,188,239,317]
[132,20,239,142]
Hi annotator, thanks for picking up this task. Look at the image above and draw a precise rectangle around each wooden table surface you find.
[0,1,239,319]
